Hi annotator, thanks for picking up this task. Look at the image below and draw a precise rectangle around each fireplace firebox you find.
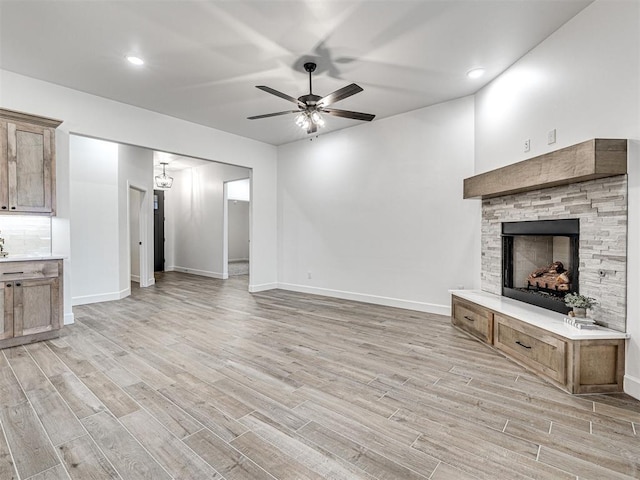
[502,219,579,314]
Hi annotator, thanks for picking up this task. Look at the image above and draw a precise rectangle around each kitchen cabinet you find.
[0,108,62,215]
[0,259,63,348]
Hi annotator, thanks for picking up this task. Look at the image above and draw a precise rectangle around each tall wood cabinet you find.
[0,108,64,349]
[0,259,63,348]
[0,108,62,215]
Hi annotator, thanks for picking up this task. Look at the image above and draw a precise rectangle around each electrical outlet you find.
[548,128,556,145]
[524,139,531,152]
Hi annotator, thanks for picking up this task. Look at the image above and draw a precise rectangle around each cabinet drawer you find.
[494,314,566,384]
[452,297,492,343]
[0,261,59,280]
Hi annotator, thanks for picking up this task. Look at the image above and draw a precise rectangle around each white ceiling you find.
[0,0,592,146]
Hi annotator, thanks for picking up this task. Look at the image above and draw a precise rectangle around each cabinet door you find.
[0,282,13,340]
[494,313,566,384]
[6,121,54,213]
[13,277,59,337]
[451,297,493,344]
[0,122,7,212]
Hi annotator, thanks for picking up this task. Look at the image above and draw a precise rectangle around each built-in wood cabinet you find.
[451,293,626,394]
[493,313,566,385]
[451,296,493,343]
[0,108,62,215]
[0,259,62,349]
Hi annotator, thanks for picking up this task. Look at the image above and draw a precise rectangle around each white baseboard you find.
[130,274,140,283]
[277,283,451,316]
[229,258,249,263]
[72,287,130,306]
[249,282,278,293]
[624,374,640,400]
[64,312,75,325]
[172,266,228,280]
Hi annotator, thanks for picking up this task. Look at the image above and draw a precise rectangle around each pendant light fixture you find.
[155,162,173,189]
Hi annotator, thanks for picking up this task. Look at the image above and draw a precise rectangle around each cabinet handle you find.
[4,271,24,275]
[1,206,6,210]
[463,315,475,322]
[5,284,11,288]
[10,207,15,210]
[515,340,532,349]
[15,283,21,287]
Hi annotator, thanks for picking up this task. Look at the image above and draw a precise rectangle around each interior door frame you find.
[223,176,251,280]
[127,181,151,288]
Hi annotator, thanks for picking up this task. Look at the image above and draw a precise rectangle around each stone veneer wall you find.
[481,175,627,332]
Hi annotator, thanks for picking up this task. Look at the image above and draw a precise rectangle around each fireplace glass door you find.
[502,219,579,314]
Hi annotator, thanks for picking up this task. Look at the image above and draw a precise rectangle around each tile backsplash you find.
[0,216,52,256]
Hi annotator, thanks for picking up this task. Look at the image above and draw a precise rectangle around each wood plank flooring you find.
[0,271,639,479]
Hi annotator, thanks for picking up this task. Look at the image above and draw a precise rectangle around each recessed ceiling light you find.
[126,55,144,66]
[467,68,485,79]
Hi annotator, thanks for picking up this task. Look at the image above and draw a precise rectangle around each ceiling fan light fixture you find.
[155,162,173,189]
[295,113,306,126]
[310,111,322,123]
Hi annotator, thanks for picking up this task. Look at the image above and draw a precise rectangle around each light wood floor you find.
[0,272,639,480]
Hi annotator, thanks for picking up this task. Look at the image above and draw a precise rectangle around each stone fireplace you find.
[481,175,627,332]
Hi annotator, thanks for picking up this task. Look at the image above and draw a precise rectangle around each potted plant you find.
[564,293,597,318]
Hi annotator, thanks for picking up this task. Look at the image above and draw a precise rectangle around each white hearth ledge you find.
[450,290,629,341]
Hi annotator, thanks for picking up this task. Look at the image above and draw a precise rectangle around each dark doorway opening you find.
[154,190,165,272]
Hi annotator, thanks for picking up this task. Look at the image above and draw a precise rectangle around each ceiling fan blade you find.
[318,83,363,106]
[322,108,375,122]
[247,110,299,120]
[256,86,305,107]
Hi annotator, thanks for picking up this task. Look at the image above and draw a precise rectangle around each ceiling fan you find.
[248,62,375,134]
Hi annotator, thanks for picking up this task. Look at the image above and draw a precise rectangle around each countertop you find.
[0,255,65,263]
[450,289,629,341]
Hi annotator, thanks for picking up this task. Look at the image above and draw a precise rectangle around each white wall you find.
[228,200,250,261]
[165,162,250,278]
[69,138,155,304]
[0,69,279,315]
[474,0,640,398]
[69,136,120,305]
[118,144,154,291]
[277,96,479,315]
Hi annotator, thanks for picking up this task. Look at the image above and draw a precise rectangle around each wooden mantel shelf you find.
[464,139,627,199]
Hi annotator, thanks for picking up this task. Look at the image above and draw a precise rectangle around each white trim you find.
[277,283,451,316]
[249,282,278,293]
[130,274,140,283]
[72,287,130,306]
[172,266,228,279]
[624,374,640,401]
[127,181,151,288]
[229,258,250,262]
[222,182,229,279]
[64,312,75,325]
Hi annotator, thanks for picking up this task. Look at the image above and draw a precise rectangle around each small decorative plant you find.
[564,293,597,309]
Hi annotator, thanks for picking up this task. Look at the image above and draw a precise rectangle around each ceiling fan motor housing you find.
[299,94,322,107]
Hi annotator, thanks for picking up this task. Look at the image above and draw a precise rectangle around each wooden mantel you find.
[464,138,627,199]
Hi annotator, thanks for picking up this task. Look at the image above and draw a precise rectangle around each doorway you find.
[153,190,165,272]
[224,178,251,278]
[128,184,150,288]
